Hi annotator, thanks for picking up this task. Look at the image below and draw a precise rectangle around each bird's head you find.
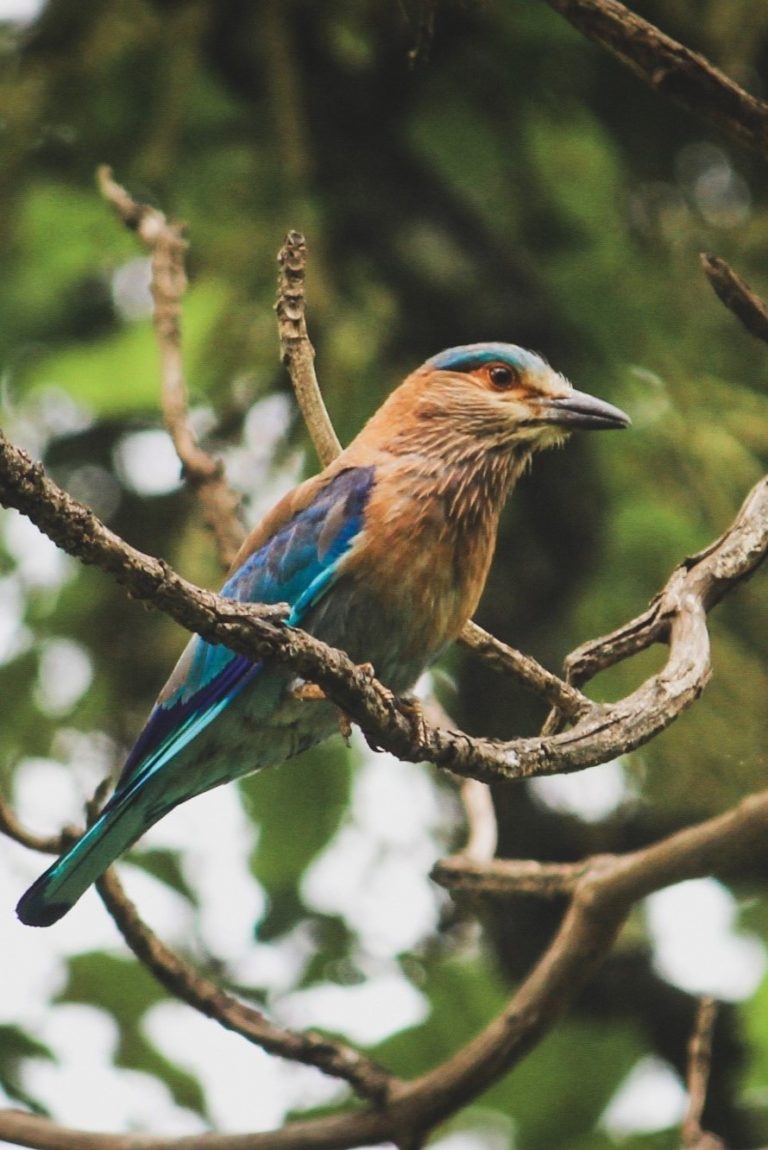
[409,343,630,451]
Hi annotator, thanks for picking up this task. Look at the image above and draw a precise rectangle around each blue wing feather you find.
[114,466,375,792]
[16,465,376,926]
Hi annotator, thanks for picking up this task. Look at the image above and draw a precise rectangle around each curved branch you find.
[96,869,392,1101]
[0,429,766,787]
[540,0,768,155]
[5,789,768,1150]
[2,790,391,1101]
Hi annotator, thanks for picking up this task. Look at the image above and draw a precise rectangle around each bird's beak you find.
[535,388,631,431]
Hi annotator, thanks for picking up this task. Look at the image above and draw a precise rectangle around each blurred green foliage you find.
[1,0,768,1146]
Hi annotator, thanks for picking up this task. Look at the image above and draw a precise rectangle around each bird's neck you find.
[353,416,534,533]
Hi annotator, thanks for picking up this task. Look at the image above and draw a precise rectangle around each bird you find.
[16,342,629,926]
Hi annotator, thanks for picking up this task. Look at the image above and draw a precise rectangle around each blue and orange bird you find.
[17,343,629,926]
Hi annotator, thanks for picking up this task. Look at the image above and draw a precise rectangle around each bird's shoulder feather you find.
[115,464,376,791]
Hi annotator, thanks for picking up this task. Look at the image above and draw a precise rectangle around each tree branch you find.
[432,855,588,898]
[682,997,725,1150]
[459,619,590,719]
[5,790,768,1149]
[96,868,393,1102]
[1,427,766,786]
[275,231,341,467]
[540,0,768,155]
[98,166,244,569]
[700,254,768,346]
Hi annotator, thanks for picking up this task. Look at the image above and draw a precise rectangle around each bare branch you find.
[1,428,767,786]
[96,868,393,1102]
[275,231,342,467]
[682,997,725,1150]
[701,254,768,346]
[459,619,590,719]
[98,166,243,568]
[5,791,767,1150]
[402,791,768,1126]
[1,789,392,1102]
[433,855,587,898]
[540,0,768,155]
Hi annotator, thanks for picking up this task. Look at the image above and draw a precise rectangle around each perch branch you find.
[540,0,768,155]
[4,790,768,1149]
[98,166,243,568]
[0,428,767,787]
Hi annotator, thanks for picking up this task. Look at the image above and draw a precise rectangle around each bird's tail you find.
[16,784,154,927]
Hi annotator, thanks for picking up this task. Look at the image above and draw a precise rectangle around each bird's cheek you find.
[533,425,569,449]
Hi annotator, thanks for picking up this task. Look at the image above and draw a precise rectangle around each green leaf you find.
[0,1024,53,1114]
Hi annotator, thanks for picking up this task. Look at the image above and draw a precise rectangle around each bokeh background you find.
[2,1,768,1146]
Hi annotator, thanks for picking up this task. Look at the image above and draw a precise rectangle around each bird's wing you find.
[115,465,375,794]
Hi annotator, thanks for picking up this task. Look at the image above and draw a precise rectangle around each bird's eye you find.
[488,364,518,390]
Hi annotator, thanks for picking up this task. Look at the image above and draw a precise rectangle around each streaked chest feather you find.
[334,453,524,677]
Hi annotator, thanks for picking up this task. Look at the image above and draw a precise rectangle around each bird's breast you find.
[311,476,500,690]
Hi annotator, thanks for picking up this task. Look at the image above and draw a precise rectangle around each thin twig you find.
[700,254,768,346]
[0,794,69,854]
[682,997,724,1150]
[456,778,498,864]
[460,619,591,718]
[275,231,341,467]
[5,791,768,1150]
[98,166,243,568]
[540,0,768,155]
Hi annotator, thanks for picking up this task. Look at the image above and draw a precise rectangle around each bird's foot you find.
[360,678,428,754]
[290,680,327,702]
[395,693,428,750]
[290,679,353,745]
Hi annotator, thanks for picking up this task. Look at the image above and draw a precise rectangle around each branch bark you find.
[540,0,768,155]
[98,166,244,568]
[96,868,392,1102]
[275,231,341,467]
[1,427,766,786]
[5,789,768,1149]
[701,254,768,346]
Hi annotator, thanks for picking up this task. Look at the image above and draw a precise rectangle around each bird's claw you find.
[291,679,353,745]
[395,694,428,749]
[290,680,327,702]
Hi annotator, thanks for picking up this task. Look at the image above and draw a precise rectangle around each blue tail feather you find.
[16,787,152,927]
